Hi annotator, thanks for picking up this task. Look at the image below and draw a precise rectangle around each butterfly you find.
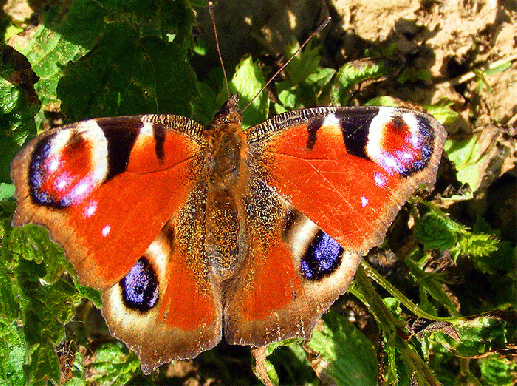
[11,91,446,373]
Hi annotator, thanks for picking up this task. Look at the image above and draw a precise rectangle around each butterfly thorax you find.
[203,94,245,187]
[203,94,248,277]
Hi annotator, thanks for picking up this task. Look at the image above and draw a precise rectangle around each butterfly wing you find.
[11,115,223,373]
[224,106,446,346]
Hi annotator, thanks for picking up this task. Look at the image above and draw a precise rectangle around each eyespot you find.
[301,230,343,280]
[120,257,159,312]
[366,108,435,176]
[29,122,108,208]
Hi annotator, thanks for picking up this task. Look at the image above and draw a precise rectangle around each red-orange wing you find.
[11,115,223,373]
[223,106,446,346]
[250,106,446,253]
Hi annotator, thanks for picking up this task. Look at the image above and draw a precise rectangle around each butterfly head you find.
[210,93,241,129]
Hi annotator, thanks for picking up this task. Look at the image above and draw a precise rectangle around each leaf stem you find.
[359,259,460,322]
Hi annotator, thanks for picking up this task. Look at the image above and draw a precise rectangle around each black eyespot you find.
[301,230,343,280]
[120,257,159,312]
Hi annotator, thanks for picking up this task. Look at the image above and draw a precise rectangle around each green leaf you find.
[191,81,219,125]
[58,27,199,120]
[0,184,15,200]
[443,133,495,193]
[366,94,458,126]
[262,339,318,385]
[307,312,378,385]
[0,61,39,184]
[14,24,91,111]
[0,320,27,386]
[88,343,140,385]
[0,262,20,319]
[20,270,80,347]
[72,276,102,308]
[11,0,198,129]
[65,351,88,386]
[9,224,65,267]
[405,257,460,317]
[275,41,335,111]
[228,56,268,128]
[397,68,431,84]
[331,59,390,106]
[28,341,61,385]
[414,211,459,252]
[433,315,516,359]
[479,354,517,386]
[424,102,459,125]
[283,40,324,86]
[365,95,401,107]
[0,245,84,384]
[414,209,499,261]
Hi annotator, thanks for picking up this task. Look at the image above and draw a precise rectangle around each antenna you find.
[208,1,230,98]
[208,2,330,113]
[241,16,331,113]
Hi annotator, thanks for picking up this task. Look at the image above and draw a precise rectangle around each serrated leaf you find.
[331,59,390,106]
[12,0,198,130]
[88,343,140,385]
[283,40,322,84]
[10,256,83,385]
[0,71,39,183]
[229,56,268,128]
[275,42,335,110]
[433,315,516,359]
[414,210,499,262]
[306,66,336,89]
[479,354,517,386]
[58,27,199,120]
[9,224,64,267]
[307,312,377,385]
[405,257,460,316]
[0,262,20,319]
[384,335,398,384]
[0,320,27,386]
[472,239,516,277]
[14,25,91,110]
[20,275,80,347]
[414,212,459,252]
[73,276,102,308]
[28,341,61,385]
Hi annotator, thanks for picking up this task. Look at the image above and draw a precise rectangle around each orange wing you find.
[223,106,446,346]
[11,115,223,373]
[249,106,446,253]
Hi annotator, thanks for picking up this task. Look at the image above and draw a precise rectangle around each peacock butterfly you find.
[10,16,446,372]
[11,93,446,373]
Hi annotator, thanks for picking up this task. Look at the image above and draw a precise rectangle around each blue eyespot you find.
[301,231,343,280]
[120,257,159,312]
